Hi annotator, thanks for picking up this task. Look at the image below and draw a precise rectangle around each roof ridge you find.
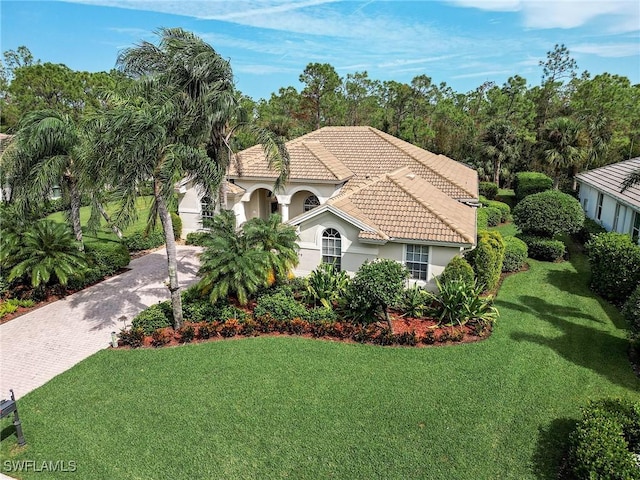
[301,141,354,181]
[387,169,475,244]
[368,127,476,198]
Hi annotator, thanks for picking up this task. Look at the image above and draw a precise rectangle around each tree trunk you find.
[156,189,183,329]
[97,202,123,239]
[219,181,228,211]
[384,306,393,331]
[493,158,501,187]
[69,179,84,249]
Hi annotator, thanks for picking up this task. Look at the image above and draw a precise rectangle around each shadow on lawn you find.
[531,417,576,479]
[502,295,639,390]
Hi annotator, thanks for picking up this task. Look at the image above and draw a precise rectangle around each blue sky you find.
[1,0,639,100]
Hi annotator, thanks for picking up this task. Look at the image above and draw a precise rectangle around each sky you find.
[1,0,639,100]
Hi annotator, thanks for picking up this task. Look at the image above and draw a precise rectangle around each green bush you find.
[502,237,528,272]
[477,208,489,231]
[585,232,640,304]
[124,230,165,252]
[622,285,640,334]
[399,285,430,318]
[253,291,308,323]
[485,206,502,227]
[305,263,350,308]
[427,278,499,327]
[568,399,640,479]
[185,231,212,246]
[465,231,505,292]
[118,327,145,348]
[306,306,338,323]
[86,242,130,274]
[479,182,498,200]
[171,212,182,240]
[514,172,553,202]
[513,190,584,238]
[516,234,565,262]
[573,218,607,245]
[440,256,475,286]
[131,301,173,334]
[487,200,511,223]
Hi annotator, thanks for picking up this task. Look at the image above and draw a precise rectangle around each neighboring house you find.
[178,126,479,286]
[575,157,640,245]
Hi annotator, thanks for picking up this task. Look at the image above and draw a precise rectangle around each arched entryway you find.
[289,190,320,218]
[244,188,279,221]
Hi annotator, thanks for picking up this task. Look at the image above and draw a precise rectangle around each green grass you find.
[2,246,638,479]
[46,196,156,246]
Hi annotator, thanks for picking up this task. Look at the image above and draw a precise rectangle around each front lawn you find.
[2,249,638,479]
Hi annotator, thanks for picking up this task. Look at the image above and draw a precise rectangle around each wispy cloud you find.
[452,69,513,79]
[572,43,640,58]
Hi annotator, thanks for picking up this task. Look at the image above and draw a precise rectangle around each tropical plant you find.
[4,220,87,288]
[196,211,270,306]
[481,121,519,186]
[426,278,498,327]
[399,284,430,318]
[542,116,585,189]
[622,168,640,192]
[243,213,299,285]
[305,262,350,308]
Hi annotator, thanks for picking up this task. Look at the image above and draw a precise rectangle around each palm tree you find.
[5,220,87,289]
[243,213,299,285]
[197,211,269,306]
[481,121,519,186]
[2,110,85,244]
[622,168,640,192]
[87,28,289,328]
[542,117,585,189]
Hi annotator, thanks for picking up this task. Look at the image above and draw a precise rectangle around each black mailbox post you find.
[0,389,26,446]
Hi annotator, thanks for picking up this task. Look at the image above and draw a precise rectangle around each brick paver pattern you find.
[0,246,202,400]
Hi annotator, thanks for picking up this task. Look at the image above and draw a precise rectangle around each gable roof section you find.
[230,126,478,199]
[576,157,640,209]
[290,167,476,246]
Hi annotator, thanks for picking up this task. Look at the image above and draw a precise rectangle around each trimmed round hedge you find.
[622,285,640,334]
[440,256,475,285]
[502,237,528,272]
[514,171,552,202]
[479,181,498,200]
[513,189,584,238]
[516,234,565,262]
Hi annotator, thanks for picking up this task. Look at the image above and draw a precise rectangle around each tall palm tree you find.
[481,121,519,187]
[243,213,299,285]
[542,116,585,189]
[86,28,290,328]
[2,110,85,244]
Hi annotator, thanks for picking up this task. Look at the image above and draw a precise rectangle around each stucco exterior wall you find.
[578,181,640,241]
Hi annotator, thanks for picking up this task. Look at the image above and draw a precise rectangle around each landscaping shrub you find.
[344,259,409,326]
[513,190,584,238]
[477,208,489,231]
[0,298,35,318]
[440,256,475,286]
[177,323,195,343]
[151,328,172,347]
[185,231,212,246]
[465,230,505,292]
[479,181,498,200]
[131,301,173,335]
[572,217,607,245]
[118,327,144,348]
[85,242,130,275]
[516,234,565,262]
[514,171,553,202]
[502,237,528,272]
[253,291,308,323]
[484,206,502,227]
[480,197,511,223]
[170,211,182,240]
[180,287,241,323]
[567,399,640,479]
[427,278,499,327]
[622,285,640,334]
[306,306,338,323]
[124,230,165,251]
[585,232,640,304]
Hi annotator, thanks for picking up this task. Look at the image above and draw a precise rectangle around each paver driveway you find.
[0,246,202,400]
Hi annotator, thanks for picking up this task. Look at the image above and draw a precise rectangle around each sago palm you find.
[7,220,87,288]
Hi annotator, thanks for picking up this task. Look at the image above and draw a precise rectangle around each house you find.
[178,126,479,286]
[575,157,640,244]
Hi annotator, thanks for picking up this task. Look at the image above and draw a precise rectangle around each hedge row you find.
[502,236,528,272]
[466,231,504,292]
[514,171,553,202]
[516,234,565,262]
[479,182,498,200]
[67,242,131,290]
[513,189,584,238]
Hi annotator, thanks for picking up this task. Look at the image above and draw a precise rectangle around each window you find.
[612,203,621,231]
[596,192,604,220]
[201,196,215,220]
[322,228,341,270]
[582,198,588,213]
[405,244,429,281]
[303,194,320,212]
[632,212,640,244]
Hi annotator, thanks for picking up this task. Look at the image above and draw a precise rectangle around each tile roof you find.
[324,167,476,245]
[576,157,640,209]
[230,126,478,199]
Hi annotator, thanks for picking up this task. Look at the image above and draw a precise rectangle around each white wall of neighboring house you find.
[578,183,640,243]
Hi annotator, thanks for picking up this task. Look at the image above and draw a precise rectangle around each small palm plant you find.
[5,220,87,289]
[427,277,499,327]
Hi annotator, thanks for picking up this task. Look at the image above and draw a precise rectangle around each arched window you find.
[303,194,320,212]
[322,228,341,270]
